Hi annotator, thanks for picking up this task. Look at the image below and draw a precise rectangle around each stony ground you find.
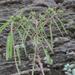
[0,0,75,75]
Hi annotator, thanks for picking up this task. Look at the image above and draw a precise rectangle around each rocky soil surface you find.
[0,0,75,75]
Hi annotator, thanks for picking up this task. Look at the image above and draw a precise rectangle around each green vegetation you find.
[0,7,68,74]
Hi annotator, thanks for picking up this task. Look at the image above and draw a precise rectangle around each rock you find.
[64,0,75,2]
[52,63,64,68]
[22,0,33,5]
[53,53,67,63]
[54,37,70,47]
[54,46,67,53]
[33,0,57,7]
[0,0,21,5]
[54,0,64,4]
[62,0,75,10]
[53,40,75,64]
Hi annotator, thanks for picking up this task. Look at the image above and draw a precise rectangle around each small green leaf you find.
[6,31,14,60]
[16,46,21,65]
[44,49,53,65]
[0,22,9,34]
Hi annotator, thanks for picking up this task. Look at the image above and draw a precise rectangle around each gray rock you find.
[63,0,75,10]
[54,37,70,46]
[54,0,64,4]
[53,40,75,64]
[33,0,57,7]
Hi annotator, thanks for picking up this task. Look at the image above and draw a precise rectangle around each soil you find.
[0,0,75,75]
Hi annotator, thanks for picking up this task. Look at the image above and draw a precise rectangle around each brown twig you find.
[37,55,45,75]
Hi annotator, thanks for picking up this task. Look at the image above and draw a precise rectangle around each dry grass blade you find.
[32,49,36,75]
[49,20,53,53]
[52,17,64,36]
[55,15,68,34]
[37,55,45,75]
[14,47,21,75]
